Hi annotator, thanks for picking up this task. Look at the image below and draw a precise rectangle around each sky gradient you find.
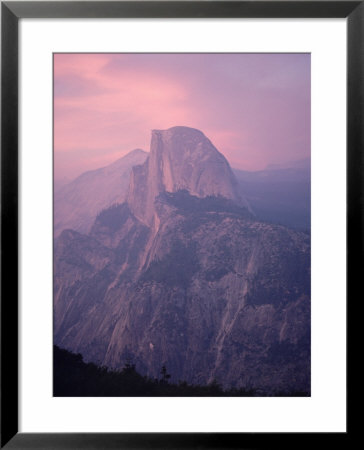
[54,53,310,182]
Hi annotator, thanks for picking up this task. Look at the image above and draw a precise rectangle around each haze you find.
[54,53,310,182]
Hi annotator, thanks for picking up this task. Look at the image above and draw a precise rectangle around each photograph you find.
[53,53,311,397]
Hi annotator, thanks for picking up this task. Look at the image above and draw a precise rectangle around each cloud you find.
[54,53,310,180]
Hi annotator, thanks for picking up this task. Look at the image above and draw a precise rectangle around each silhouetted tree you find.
[160,365,171,384]
[123,357,136,373]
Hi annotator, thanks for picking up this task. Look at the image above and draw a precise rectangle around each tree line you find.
[53,346,308,397]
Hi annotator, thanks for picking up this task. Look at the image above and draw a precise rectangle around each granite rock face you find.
[54,127,310,394]
[127,127,251,227]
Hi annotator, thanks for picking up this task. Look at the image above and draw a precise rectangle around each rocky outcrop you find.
[127,127,251,227]
[54,149,148,236]
[54,127,310,394]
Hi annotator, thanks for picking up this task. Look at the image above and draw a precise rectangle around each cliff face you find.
[54,127,310,394]
[127,127,250,227]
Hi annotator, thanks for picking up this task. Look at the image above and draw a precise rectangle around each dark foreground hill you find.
[54,346,309,397]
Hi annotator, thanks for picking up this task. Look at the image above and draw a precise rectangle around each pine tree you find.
[160,365,171,384]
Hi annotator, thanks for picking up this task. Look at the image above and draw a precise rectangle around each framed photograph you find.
[1,1,359,448]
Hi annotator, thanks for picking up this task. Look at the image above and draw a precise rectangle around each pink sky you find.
[54,53,310,182]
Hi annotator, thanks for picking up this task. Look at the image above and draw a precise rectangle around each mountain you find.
[233,158,310,230]
[54,149,148,236]
[127,127,251,228]
[54,127,310,395]
[265,157,310,171]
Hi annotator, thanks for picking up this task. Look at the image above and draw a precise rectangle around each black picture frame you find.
[1,1,359,448]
